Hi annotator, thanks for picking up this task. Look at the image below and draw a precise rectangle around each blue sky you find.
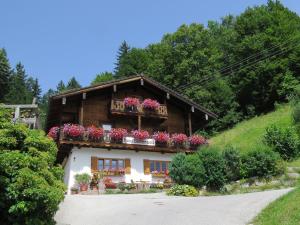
[1,0,299,93]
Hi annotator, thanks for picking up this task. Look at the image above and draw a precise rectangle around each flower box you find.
[153,132,170,147]
[109,128,127,143]
[87,126,104,142]
[151,170,169,177]
[142,98,160,111]
[103,169,125,176]
[124,97,139,112]
[47,126,59,140]
[189,134,206,150]
[171,133,188,148]
[131,130,150,140]
[63,124,85,141]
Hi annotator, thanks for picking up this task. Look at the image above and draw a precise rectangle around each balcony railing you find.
[58,130,197,153]
[110,99,168,118]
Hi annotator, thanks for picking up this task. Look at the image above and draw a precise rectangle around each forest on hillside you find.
[1,0,300,134]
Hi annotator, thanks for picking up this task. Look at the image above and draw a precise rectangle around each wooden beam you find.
[138,115,141,130]
[62,97,66,105]
[188,112,192,136]
[140,79,144,85]
[82,92,86,100]
[79,100,84,125]
[113,84,117,92]
[166,93,170,99]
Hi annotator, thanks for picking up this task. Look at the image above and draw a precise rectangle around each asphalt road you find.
[55,188,292,225]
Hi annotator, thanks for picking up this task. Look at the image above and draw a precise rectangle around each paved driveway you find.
[55,188,292,225]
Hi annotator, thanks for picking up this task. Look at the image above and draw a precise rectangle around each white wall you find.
[64,147,175,194]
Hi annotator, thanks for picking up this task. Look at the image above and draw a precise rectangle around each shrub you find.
[264,125,300,160]
[167,184,198,197]
[240,147,285,179]
[222,146,241,181]
[169,153,206,188]
[198,147,227,191]
[0,108,65,225]
[75,173,91,185]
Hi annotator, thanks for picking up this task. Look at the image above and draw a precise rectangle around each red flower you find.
[110,128,128,141]
[153,131,170,143]
[131,130,150,140]
[87,126,104,141]
[63,124,84,138]
[189,134,206,146]
[171,133,188,144]
[47,126,59,140]
[124,97,140,107]
[142,98,160,110]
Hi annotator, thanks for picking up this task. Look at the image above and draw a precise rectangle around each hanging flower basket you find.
[142,98,160,111]
[171,133,188,148]
[153,131,170,147]
[87,126,104,142]
[189,134,206,150]
[63,124,85,141]
[47,126,60,140]
[124,97,139,112]
[109,128,128,143]
[131,130,150,140]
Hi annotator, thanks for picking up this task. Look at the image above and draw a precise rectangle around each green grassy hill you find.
[210,104,292,154]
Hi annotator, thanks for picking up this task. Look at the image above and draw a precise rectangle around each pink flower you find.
[189,134,206,146]
[171,133,188,144]
[153,131,170,143]
[131,130,150,140]
[142,98,160,110]
[110,128,128,141]
[63,124,84,138]
[87,126,104,141]
[124,97,140,107]
[47,126,59,140]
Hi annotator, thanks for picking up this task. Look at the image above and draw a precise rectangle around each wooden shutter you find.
[144,159,150,175]
[91,157,98,173]
[125,159,131,174]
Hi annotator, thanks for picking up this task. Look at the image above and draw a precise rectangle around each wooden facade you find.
[46,75,217,162]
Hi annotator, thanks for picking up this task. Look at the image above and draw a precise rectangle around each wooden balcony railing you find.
[110,99,168,118]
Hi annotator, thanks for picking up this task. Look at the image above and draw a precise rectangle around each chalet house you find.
[46,75,216,194]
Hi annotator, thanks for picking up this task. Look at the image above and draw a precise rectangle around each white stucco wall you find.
[64,147,175,194]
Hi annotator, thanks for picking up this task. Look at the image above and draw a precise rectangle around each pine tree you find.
[4,63,28,104]
[114,41,130,76]
[56,80,66,93]
[66,77,81,90]
[0,49,11,102]
[32,78,42,103]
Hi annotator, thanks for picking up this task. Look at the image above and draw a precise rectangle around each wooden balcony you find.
[58,131,195,154]
[110,99,168,119]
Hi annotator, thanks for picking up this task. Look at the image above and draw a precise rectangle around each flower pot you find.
[80,184,88,192]
[156,142,168,148]
[189,144,199,150]
[71,189,78,195]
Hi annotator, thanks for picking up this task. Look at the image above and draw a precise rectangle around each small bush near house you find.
[167,184,198,197]
[0,107,65,225]
[198,147,227,191]
[222,146,241,181]
[240,147,285,179]
[169,153,206,188]
[264,125,300,160]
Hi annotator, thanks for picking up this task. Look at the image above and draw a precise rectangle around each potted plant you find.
[87,126,104,142]
[142,98,160,111]
[103,177,117,189]
[109,128,128,143]
[70,186,79,195]
[63,123,85,141]
[189,134,206,150]
[153,131,170,147]
[171,133,188,148]
[124,97,139,112]
[131,129,150,140]
[75,173,91,192]
[47,126,60,140]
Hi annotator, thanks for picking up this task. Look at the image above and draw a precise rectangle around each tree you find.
[114,41,130,76]
[26,77,42,103]
[4,63,29,104]
[0,49,11,102]
[40,89,56,129]
[91,72,114,85]
[0,107,65,224]
[56,80,66,93]
[66,77,81,90]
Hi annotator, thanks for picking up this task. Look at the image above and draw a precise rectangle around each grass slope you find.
[210,104,292,154]
[252,186,300,225]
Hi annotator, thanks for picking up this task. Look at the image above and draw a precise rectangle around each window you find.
[98,158,125,171]
[149,160,170,172]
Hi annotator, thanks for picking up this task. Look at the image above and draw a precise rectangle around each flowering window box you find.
[124,97,139,112]
[189,134,206,150]
[142,98,160,111]
[63,124,85,141]
[171,133,188,148]
[87,126,104,142]
[109,128,128,143]
[103,169,125,176]
[153,132,170,147]
[151,170,169,177]
[131,130,150,140]
[47,126,60,140]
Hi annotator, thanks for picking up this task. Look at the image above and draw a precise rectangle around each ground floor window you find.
[149,160,169,173]
[98,158,125,171]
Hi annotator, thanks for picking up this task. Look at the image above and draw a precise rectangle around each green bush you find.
[264,125,300,160]
[75,173,91,185]
[167,184,198,197]
[240,147,285,179]
[169,153,205,188]
[222,146,241,181]
[0,107,65,225]
[198,147,227,191]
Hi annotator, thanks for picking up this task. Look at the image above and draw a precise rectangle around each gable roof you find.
[51,75,217,118]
